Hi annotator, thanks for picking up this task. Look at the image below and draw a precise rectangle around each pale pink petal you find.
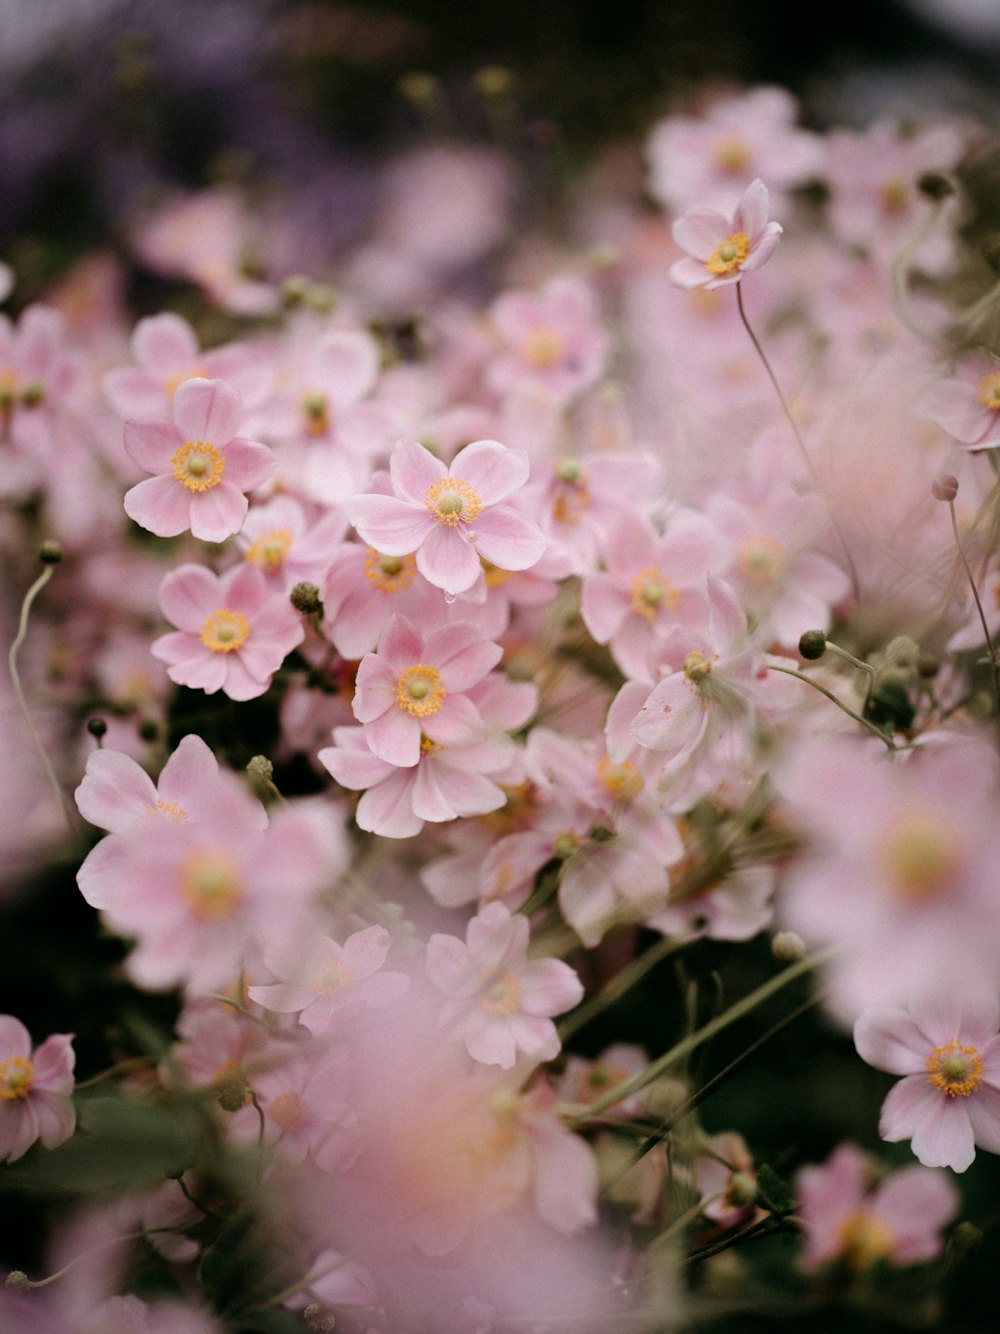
[965,1083,1000,1153]
[669,256,714,289]
[320,732,396,790]
[909,1093,977,1173]
[389,436,446,504]
[173,377,242,444]
[105,367,167,418]
[220,436,277,490]
[465,1020,517,1069]
[123,418,181,472]
[167,651,230,695]
[923,380,996,446]
[672,208,730,260]
[158,734,220,805]
[347,493,434,555]
[75,750,158,833]
[33,1093,76,1149]
[518,958,584,1016]
[421,694,485,747]
[854,1006,928,1075]
[740,222,782,270]
[315,330,380,408]
[580,574,629,642]
[472,504,547,571]
[376,613,424,668]
[133,312,199,372]
[450,439,530,505]
[159,565,223,629]
[416,525,481,594]
[365,703,421,767]
[736,178,770,239]
[246,982,314,1013]
[353,655,402,724]
[223,656,273,701]
[427,625,502,688]
[188,483,248,542]
[355,770,423,837]
[874,1167,958,1263]
[0,1017,32,1058]
[124,475,192,537]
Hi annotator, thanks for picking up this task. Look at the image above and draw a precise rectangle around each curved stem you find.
[948,497,1000,712]
[766,663,897,749]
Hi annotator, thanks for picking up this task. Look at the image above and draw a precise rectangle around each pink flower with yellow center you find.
[0,1016,76,1163]
[855,994,1000,1172]
[123,377,276,542]
[923,349,1000,451]
[669,178,783,292]
[152,563,305,701]
[347,437,546,596]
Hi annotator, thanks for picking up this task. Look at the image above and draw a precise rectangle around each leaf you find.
[755,1162,795,1215]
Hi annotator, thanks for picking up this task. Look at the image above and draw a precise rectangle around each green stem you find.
[766,663,896,749]
[948,497,1000,712]
[558,933,692,1042]
[687,1214,794,1264]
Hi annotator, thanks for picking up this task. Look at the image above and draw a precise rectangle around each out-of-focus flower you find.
[669,179,783,291]
[797,1141,958,1268]
[855,993,1000,1172]
[923,348,1000,450]
[0,1016,75,1162]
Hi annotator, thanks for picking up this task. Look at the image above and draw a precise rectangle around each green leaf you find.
[755,1162,795,1216]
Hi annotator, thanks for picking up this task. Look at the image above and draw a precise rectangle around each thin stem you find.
[558,933,693,1042]
[948,497,1000,711]
[766,663,897,749]
[736,284,861,602]
[563,949,830,1124]
[7,563,76,836]
[687,1214,793,1264]
[890,198,946,342]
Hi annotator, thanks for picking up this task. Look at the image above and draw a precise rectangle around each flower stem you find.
[766,663,897,748]
[948,497,1000,711]
[558,933,693,1042]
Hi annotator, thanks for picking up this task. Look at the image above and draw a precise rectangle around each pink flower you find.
[152,563,305,701]
[0,1016,75,1162]
[797,1142,958,1269]
[855,993,1000,1173]
[123,377,276,542]
[487,275,609,405]
[352,613,501,767]
[425,902,583,1069]
[669,179,783,291]
[923,349,1000,451]
[347,437,546,596]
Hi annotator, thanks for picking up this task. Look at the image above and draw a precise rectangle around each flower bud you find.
[86,717,107,740]
[951,1220,982,1253]
[38,539,62,565]
[798,629,827,660]
[4,1271,30,1292]
[884,636,920,670]
[772,930,807,962]
[931,473,958,502]
[728,1171,758,1207]
[216,1076,252,1112]
[291,582,323,615]
[917,171,954,201]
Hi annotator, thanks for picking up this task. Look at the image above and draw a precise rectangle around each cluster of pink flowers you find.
[6,76,1000,1330]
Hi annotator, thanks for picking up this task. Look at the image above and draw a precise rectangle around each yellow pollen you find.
[705,231,751,277]
[419,733,438,754]
[835,1210,896,1270]
[179,849,243,922]
[714,136,751,174]
[878,811,959,904]
[301,391,329,438]
[396,664,446,717]
[269,1091,303,1131]
[200,608,251,654]
[596,755,644,802]
[145,799,189,824]
[551,466,591,525]
[310,958,357,997]
[0,369,21,406]
[521,326,565,369]
[0,1055,33,1101]
[977,371,1000,410]
[165,367,206,402]
[245,528,294,573]
[737,534,786,586]
[480,971,521,1016]
[481,557,513,589]
[881,176,910,215]
[629,566,679,621]
[363,547,417,593]
[683,650,714,683]
[425,476,483,527]
[552,831,579,860]
[926,1039,984,1098]
[171,439,225,493]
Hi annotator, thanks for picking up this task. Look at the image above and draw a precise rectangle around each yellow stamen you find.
[926,1039,984,1098]
[0,1055,33,1101]
[977,371,1000,410]
[521,326,565,369]
[145,799,189,824]
[835,1210,896,1270]
[396,664,446,717]
[877,811,959,903]
[310,958,357,997]
[301,391,329,438]
[245,529,294,573]
[363,548,417,593]
[705,231,750,277]
[737,534,786,586]
[714,136,751,174]
[179,849,243,922]
[881,176,910,215]
[200,608,250,654]
[551,463,591,525]
[171,439,225,493]
[629,566,679,621]
[596,756,644,802]
[481,558,513,589]
[683,650,714,683]
[425,476,483,527]
[480,971,521,1015]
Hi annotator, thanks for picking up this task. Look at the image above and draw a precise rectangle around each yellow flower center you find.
[480,971,521,1016]
[881,176,910,215]
[171,439,225,493]
[0,1055,33,1101]
[310,958,357,997]
[714,136,751,174]
[705,231,751,277]
[245,529,294,573]
[419,733,438,754]
[737,534,787,586]
[269,1091,303,1131]
[396,664,446,717]
[551,463,591,525]
[683,650,714,683]
[200,609,250,654]
[364,548,417,593]
[301,391,329,438]
[835,1210,896,1270]
[481,557,513,589]
[926,1039,984,1098]
[425,476,483,527]
[0,369,20,408]
[877,811,960,904]
[145,799,189,823]
[521,326,565,369]
[629,566,679,621]
[179,849,243,922]
[977,371,1000,410]
[596,755,644,802]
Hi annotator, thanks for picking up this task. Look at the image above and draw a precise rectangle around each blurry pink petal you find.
[173,376,241,443]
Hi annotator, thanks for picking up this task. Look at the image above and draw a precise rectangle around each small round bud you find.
[290,582,323,615]
[398,72,438,105]
[86,717,107,740]
[917,171,954,201]
[951,1220,982,1253]
[727,1171,758,1208]
[556,458,582,484]
[20,381,44,408]
[932,473,958,503]
[798,629,827,660]
[884,636,920,669]
[552,833,578,860]
[772,930,807,962]
[246,754,274,785]
[38,539,62,565]
[216,1076,251,1113]
[474,65,513,98]
[137,718,160,743]
[280,275,310,308]
[5,1270,31,1292]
